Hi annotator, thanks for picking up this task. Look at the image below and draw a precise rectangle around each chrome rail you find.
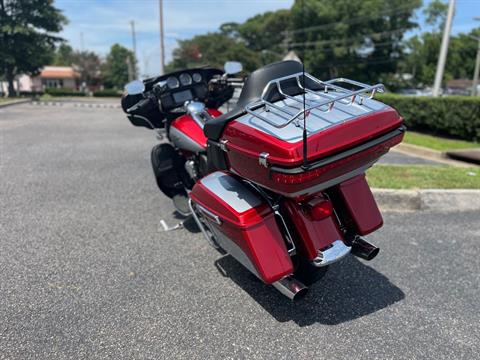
[244,72,385,129]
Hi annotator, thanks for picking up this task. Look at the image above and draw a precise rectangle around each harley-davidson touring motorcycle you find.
[121,60,405,300]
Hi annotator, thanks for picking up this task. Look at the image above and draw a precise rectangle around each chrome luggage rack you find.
[244,72,385,129]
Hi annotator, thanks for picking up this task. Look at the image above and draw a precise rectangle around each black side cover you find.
[206,140,229,172]
[151,144,187,198]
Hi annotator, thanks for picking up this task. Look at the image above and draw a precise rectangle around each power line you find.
[282,4,418,36]
[287,28,409,48]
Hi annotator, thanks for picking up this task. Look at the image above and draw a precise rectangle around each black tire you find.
[294,259,329,286]
[151,144,186,198]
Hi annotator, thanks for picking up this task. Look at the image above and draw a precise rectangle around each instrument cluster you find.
[165,72,203,90]
[143,67,225,111]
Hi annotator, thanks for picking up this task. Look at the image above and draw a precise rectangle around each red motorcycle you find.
[122,60,404,300]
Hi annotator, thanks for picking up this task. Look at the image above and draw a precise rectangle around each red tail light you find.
[306,197,333,220]
[271,136,400,185]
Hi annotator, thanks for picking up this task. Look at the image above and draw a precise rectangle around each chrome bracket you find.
[259,152,269,168]
[219,139,229,152]
[312,240,351,267]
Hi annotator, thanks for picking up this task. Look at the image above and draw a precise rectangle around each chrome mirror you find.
[224,61,243,75]
[124,80,145,95]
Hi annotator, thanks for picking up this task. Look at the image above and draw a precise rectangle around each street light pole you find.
[432,0,456,97]
[473,38,480,96]
[130,20,137,79]
[159,0,165,75]
[472,17,480,96]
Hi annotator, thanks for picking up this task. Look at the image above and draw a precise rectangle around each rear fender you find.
[281,196,344,261]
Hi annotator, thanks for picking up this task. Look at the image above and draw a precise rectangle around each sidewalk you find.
[395,142,479,168]
[0,98,32,109]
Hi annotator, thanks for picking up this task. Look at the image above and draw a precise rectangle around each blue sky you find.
[55,0,480,77]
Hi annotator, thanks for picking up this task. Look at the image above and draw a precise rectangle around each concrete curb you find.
[394,143,478,168]
[372,188,480,212]
[0,98,32,109]
[30,101,120,109]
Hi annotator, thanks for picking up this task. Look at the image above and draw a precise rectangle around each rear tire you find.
[295,259,329,286]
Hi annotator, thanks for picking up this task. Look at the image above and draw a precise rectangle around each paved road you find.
[1,104,479,359]
[378,150,442,165]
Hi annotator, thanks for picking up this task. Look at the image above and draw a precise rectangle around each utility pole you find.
[472,17,480,96]
[130,20,137,78]
[127,56,134,82]
[432,0,456,97]
[159,0,165,75]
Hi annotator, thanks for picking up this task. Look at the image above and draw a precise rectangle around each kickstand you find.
[159,219,184,232]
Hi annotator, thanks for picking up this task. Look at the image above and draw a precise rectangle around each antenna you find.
[301,0,308,168]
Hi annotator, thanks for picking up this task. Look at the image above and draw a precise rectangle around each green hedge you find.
[376,94,480,141]
[93,89,122,97]
[44,87,86,97]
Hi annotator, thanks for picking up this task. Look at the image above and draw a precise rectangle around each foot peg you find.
[159,219,184,232]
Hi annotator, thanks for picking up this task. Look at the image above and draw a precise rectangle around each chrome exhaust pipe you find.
[350,236,380,261]
[272,275,308,300]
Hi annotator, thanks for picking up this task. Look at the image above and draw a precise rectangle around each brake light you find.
[306,198,333,220]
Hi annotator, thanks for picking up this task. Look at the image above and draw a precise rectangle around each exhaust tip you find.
[272,275,308,300]
[292,287,309,301]
[350,236,380,261]
[366,247,380,261]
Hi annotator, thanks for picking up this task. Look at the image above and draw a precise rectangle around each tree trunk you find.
[6,69,16,97]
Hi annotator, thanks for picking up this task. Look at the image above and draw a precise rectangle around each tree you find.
[102,44,136,89]
[166,33,261,73]
[399,0,479,88]
[238,10,291,51]
[0,0,67,96]
[400,28,480,87]
[53,43,74,66]
[237,9,291,65]
[424,0,448,31]
[72,51,102,88]
[289,0,421,82]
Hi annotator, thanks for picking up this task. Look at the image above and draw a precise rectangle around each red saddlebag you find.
[332,174,383,235]
[190,172,293,284]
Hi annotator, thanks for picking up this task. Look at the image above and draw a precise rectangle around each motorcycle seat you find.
[204,60,304,141]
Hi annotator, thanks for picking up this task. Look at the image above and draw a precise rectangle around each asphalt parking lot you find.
[1,103,479,359]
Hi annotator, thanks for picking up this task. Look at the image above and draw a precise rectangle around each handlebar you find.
[126,97,154,113]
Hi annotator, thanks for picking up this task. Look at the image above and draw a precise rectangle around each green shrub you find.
[44,87,86,97]
[93,89,122,97]
[376,94,480,141]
